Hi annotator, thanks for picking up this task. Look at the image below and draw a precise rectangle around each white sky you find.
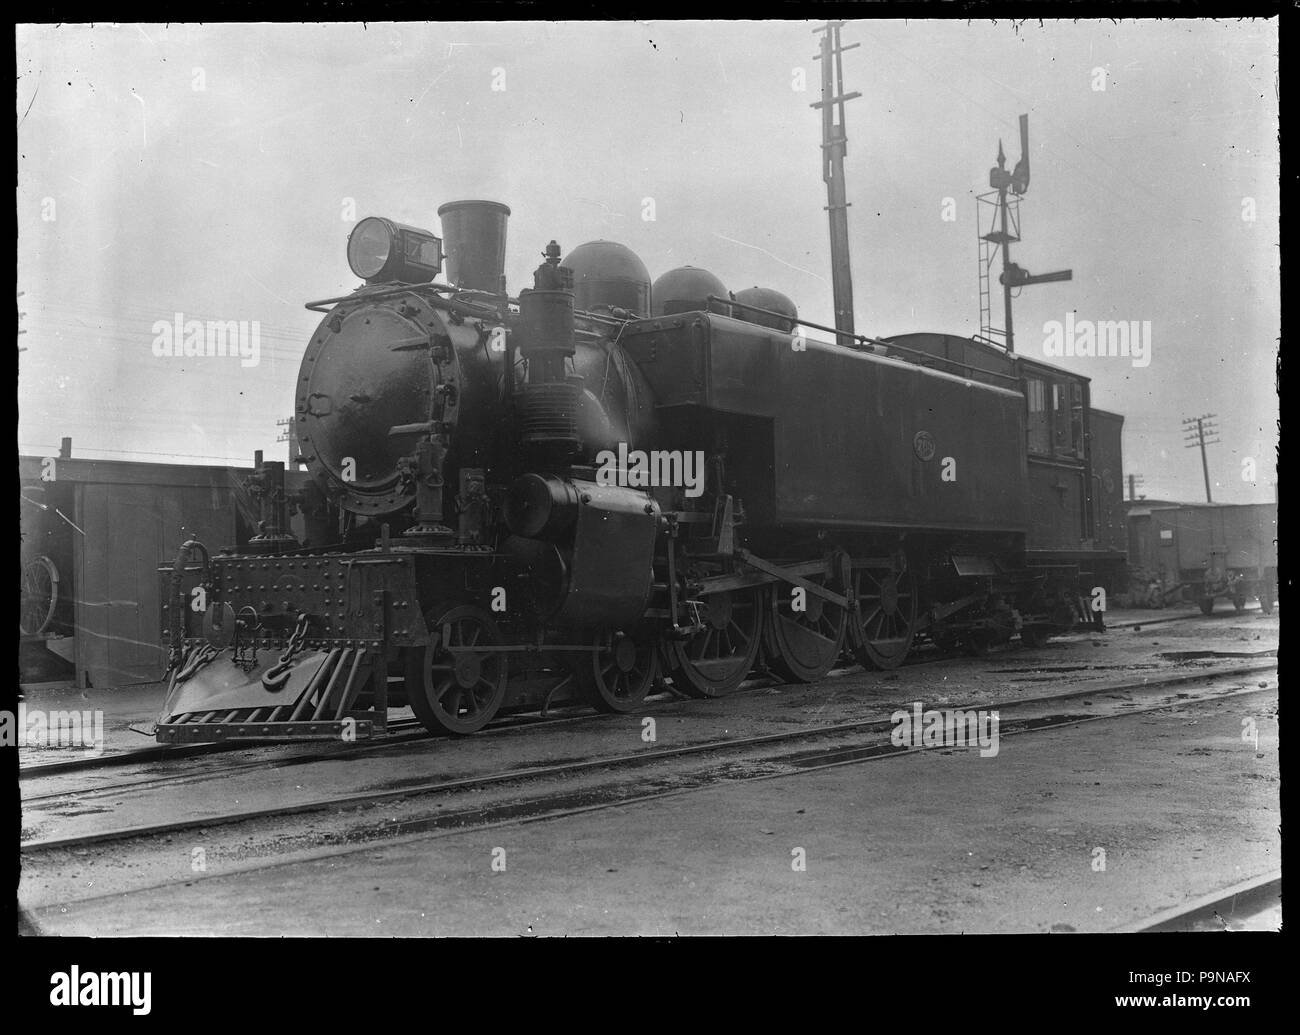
[17,19,1279,503]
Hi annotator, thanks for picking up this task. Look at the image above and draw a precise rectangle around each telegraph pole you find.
[1182,414,1220,503]
[812,22,860,344]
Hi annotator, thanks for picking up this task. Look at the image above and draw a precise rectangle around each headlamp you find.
[346,216,443,284]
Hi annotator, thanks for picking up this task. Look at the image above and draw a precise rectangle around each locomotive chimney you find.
[436,200,511,294]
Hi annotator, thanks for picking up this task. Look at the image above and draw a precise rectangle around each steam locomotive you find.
[156,201,1125,742]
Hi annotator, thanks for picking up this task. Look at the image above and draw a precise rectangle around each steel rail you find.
[15,635,981,780]
[23,678,1279,923]
[1120,871,1282,933]
[21,661,1276,855]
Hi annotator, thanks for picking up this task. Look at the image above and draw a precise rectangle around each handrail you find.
[705,295,1023,387]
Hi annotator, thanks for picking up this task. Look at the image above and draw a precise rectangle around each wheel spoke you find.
[439,685,462,716]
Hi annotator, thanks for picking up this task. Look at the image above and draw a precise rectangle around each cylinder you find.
[504,473,580,539]
[437,200,510,294]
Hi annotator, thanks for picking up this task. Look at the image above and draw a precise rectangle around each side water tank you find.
[652,267,728,317]
[733,286,799,333]
[561,241,652,317]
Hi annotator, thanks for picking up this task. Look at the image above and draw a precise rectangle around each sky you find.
[17,19,1279,504]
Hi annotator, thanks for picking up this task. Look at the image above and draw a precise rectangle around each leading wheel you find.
[405,605,508,735]
[667,586,763,698]
[764,571,847,683]
[849,567,917,670]
[1232,594,1247,612]
[579,627,659,713]
[1199,597,1216,616]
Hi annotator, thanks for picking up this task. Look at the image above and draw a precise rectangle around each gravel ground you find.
[19,606,1280,935]
[25,690,1278,935]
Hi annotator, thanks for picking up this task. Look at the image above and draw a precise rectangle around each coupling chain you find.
[262,613,312,691]
[174,643,220,684]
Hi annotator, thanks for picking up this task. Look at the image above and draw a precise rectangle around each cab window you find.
[1069,382,1085,457]
[1026,377,1050,454]
[1026,375,1086,459]
[1053,383,1072,454]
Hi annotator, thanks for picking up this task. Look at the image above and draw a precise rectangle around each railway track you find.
[18,611,1256,780]
[22,659,1276,856]
[17,700,657,805]
[21,641,1275,810]
[1105,604,1272,630]
[17,700,634,780]
[20,663,1277,934]
[11,645,998,780]
[1121,871,1282,933]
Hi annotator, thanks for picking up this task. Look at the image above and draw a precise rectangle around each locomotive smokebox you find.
[437,200,511,294]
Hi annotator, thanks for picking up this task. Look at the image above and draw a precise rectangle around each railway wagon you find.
[1147,502,1277,614]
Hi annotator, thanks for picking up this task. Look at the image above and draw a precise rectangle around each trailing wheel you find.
[579,627,659,714]
[405,605,508,735]
[667,586,763,698]
[764,572,847,683]
[849,567,917,670]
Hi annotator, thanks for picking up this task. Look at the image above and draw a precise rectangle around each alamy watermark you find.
[594,444,705,498]
[50,967,151,1015]
[1042,313,1151,369]
[1,705,105,755]
[891,701,1000,757]
[151,311,261,367]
